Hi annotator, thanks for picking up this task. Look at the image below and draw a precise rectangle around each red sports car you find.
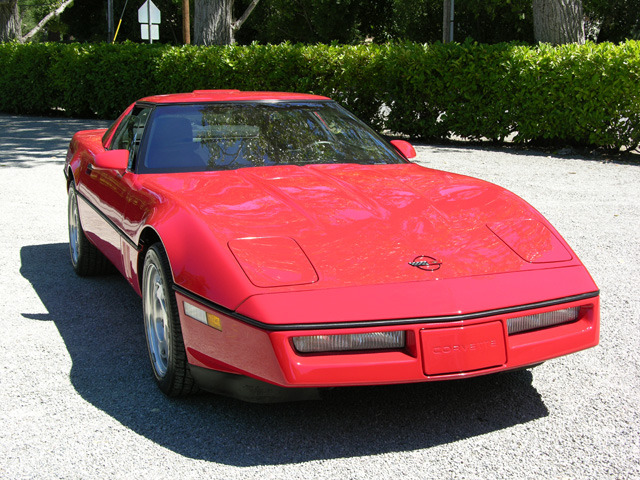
[64,90,599,402]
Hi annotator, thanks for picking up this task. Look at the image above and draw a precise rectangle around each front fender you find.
[142,205,256,311]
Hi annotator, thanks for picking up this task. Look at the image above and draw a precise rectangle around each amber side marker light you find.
[292,331,406,353]
[507,307,581,335]
[183,301,223,331]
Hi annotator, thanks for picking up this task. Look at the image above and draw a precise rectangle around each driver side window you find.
[110,107,152,166]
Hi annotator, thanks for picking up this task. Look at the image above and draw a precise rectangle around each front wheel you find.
[142,244,198,396]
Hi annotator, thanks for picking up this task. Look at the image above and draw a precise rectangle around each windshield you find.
[136,102,405,172]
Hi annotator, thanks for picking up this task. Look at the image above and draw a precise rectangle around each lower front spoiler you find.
[189,365,320,403]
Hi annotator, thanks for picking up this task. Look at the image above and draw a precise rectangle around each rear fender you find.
[65,135,86,188]
[65,130,110,189]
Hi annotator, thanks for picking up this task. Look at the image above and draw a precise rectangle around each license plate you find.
[421,321,506,375]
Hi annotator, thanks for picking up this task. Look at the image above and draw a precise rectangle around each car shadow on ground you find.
[20,242,549,466]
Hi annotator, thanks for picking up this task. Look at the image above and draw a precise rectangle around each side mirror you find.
[390,140,417,160]
[94,149,129,170]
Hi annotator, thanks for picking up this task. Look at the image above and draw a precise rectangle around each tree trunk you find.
[442,0,454,43]
[0,0,21,42]
[194,0,234,46]
[533,0,585,44]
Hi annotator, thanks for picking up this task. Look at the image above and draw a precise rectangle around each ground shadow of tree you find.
[0,115,110,168]
[20,242,549,466]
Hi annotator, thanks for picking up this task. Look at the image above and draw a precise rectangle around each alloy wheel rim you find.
[143,262,169,377]
[68,193,80,265]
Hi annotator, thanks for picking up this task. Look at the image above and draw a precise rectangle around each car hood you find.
[141,163,580,293]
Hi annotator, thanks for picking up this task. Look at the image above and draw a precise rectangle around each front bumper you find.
[176,290,599,388]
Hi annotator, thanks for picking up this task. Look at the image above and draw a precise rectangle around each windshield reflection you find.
[138,102,404,173]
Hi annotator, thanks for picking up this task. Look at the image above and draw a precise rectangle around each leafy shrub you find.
[0,42,60,114]
[508,41,640,149]
[0,40,638,150]
[381,40,640,150]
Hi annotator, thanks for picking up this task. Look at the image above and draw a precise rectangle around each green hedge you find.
[0,41,638,150]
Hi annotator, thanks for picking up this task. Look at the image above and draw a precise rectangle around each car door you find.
[77,106,153,276]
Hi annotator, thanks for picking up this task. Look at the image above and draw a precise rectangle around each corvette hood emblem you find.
[408,255,442,271]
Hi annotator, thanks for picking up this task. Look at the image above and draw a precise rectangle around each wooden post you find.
[182,0,190,44]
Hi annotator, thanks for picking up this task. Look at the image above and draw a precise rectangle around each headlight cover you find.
[293,331,406,353]
[507,307,580,335]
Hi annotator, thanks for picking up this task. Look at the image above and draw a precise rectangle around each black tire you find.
[142,243,198,396]
[67,184,112,276]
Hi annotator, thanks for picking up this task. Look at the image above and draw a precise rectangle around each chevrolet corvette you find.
[64,90,600,401]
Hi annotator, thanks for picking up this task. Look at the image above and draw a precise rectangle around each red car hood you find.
[141,163,580,293]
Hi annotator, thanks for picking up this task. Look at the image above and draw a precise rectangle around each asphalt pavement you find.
[1,113,639,479]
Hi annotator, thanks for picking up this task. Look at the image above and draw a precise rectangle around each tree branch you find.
[21,0,74,43]
[232,0,260,32]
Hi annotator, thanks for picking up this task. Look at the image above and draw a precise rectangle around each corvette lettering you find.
[432,339,498,355]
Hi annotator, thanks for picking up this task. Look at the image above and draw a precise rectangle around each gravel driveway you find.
[1,114,638,479]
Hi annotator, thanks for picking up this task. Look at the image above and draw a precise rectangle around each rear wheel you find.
[67,184,112,276]
[142,244,198,396]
